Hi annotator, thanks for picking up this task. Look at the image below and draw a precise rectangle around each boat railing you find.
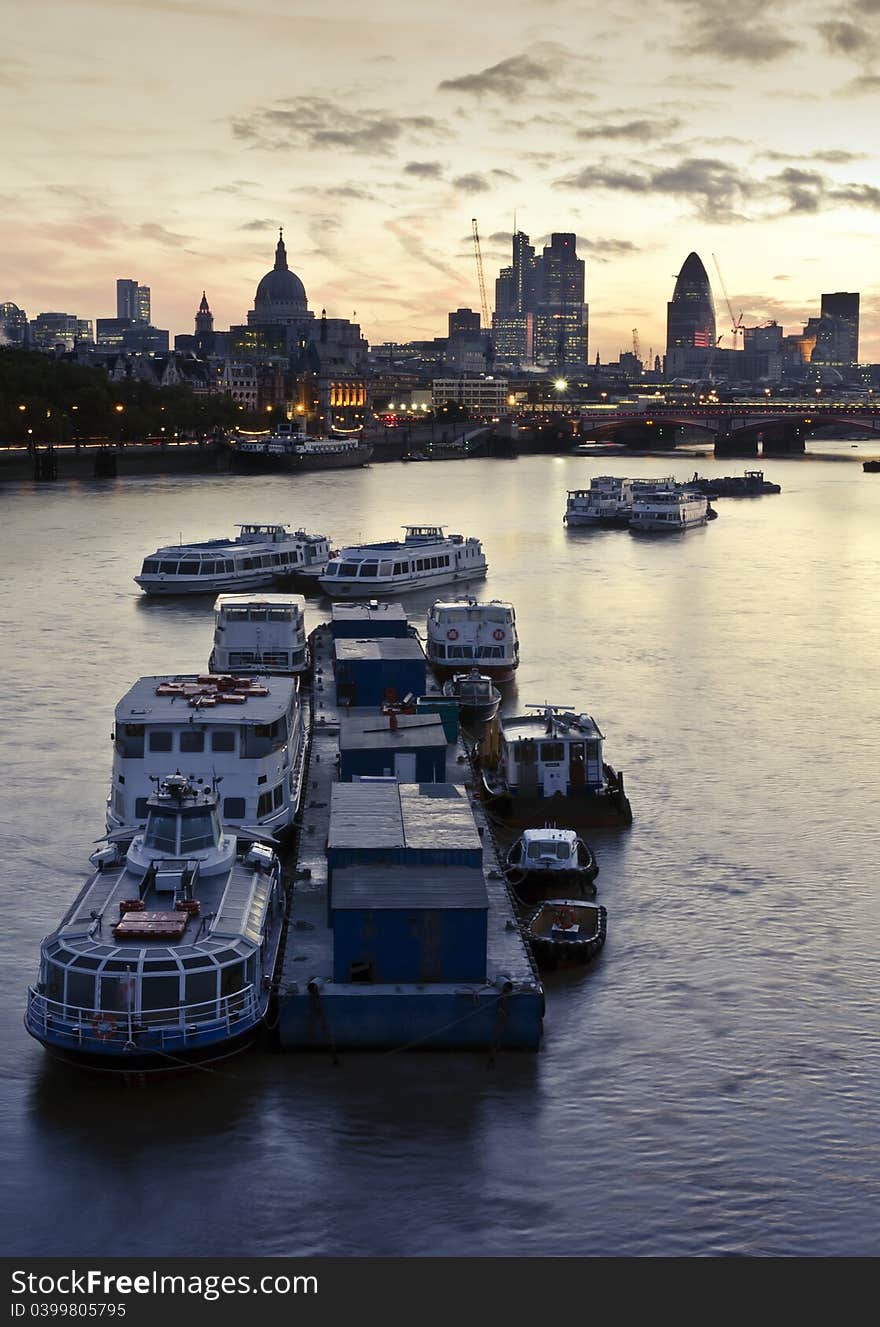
[26,984,262,1047]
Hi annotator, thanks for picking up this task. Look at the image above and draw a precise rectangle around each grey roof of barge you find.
[114,674,297,724]
[331,602,408,622]
[214,593,306,609]
[333,638,425,662]
[331,864,488,911]
[501,711,603,742]
[340,713,446,751]
[328,782,482,852]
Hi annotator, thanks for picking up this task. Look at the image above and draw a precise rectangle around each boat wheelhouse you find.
[564,477,634,527]
[477,705,632,829]
[441,670,501,729]
[425,597,519,682]
[318,525,488,598]
[134,524,331,596]
[108,673,306,839]
[25,776,285,1073]
[629,487,708,532]
[209,593,308,676]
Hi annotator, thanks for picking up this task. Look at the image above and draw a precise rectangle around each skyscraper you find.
[818,291,859,364]
[491,230,588,366]
[666,252,716,374]
[136,285,151,324]
[116,279,138,321]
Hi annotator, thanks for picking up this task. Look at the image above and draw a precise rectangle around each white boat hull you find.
[319,565,488,598]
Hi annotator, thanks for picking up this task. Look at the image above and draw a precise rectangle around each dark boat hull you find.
[479,765,632,829]
[429,660,518,685]
[525,902,607,970]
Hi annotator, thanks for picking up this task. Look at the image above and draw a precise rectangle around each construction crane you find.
[712,253,744,349]
[471,218,495,371]
[632,328,642,363]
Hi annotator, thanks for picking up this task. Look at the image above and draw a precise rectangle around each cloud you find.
[404,161,445,178]
[759,149,867,164]
[452,173,490,193]
[439,52,556,98]
[818,19,877,55]
[556,155,880,221]
[384,216,461,281]
[137,222,192,246]
[231,97,444,157]
[238,218,275,231]
[671,0,799,63]
[576,118,681,143]
[845,72,880,91]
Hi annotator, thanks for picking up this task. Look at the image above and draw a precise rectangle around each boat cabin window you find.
[340,563,359,576]
[142,560,160,574]
[116,724,145,757]
[135,797,149,818]
[358,562,379,577]
[200,561,216,574]
[323,564,338,576]
[540,742,565,762]
[185,970,218,1007]
[211,730,236,753]
[159,561,178,574]
[65,969,95,1010]
[223,796,246,820]
[180,730,205,753]
[179,562,199,574]
[145,810,178,852]
[148,730,173,753]
[242,717,287,758]
[268,607,291,621]
[140,975,181,1014]
[179,808,218,853]
[526,840,570,861]
[379,561,393,576]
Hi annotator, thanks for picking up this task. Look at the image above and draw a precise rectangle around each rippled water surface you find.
[2,448,879,1256]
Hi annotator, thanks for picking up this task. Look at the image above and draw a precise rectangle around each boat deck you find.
[277,624,544,1050]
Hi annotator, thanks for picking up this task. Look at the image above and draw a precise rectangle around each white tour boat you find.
[629,486,709,532]
[26,775,286,1074]
[318,525,488,598]
[425,597,519,683]
[108,673,307,840]
[209,593,308,676]
[564,477,635,526]
[134,524,331,596]
[477,704,632,829]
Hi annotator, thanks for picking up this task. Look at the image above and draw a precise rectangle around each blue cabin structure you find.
[334,638,426,708]
[339,712,447,783]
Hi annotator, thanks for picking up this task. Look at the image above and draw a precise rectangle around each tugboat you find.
[688,469,781,496]
[523,899,607,970]
[442,669,501,729]
[25,776,286,1075]
[476,704,632,829]
[505,827,598,895]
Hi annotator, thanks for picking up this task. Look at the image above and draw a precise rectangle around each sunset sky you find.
[4,0,880,359]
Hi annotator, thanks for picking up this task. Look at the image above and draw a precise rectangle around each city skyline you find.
[4,0,880,357]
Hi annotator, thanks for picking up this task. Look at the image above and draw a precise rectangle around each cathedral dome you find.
[253,231,308,316]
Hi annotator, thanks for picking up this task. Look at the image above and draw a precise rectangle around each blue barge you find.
[277,615,544,1051]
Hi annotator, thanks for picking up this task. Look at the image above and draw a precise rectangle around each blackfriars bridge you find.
[573,401,880,455]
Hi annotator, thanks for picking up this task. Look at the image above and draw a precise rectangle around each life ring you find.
[92,1014,118,1041]
[492,628,505,641]
[447,628,459,641]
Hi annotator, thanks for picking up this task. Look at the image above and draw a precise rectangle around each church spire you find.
[198,290,210,314]
[274,228,288,271]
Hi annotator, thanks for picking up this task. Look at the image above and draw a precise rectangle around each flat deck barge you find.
[277,622,544,1051]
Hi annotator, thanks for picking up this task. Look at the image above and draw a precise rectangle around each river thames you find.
[1,446,878,1257]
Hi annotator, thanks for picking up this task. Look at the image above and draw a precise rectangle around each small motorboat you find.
[505,827,598,894]
[523,899,607,970]
[442,669,501,728]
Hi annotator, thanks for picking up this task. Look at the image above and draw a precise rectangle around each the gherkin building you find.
[666,252,716,354]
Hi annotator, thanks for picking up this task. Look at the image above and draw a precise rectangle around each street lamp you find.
[554,378,568,392]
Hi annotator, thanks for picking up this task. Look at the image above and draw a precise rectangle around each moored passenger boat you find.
[209,593,308,676]
[230,422,373,471]
[425,597,518,682]
[108,673,307,841]
[476,705,632,829]
[135,524,331,596]
[25,776,285,1074]
[629,487,709,532]
[564,476,634,526]
[318,525,488,598]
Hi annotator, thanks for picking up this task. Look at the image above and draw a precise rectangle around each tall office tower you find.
[492,231,537,361]
[116,279,138,320]
[818,292,859,364]
[665,252,716,374]
[136,285,151,324]
[533,232,588,367]
[448,307,481,339]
